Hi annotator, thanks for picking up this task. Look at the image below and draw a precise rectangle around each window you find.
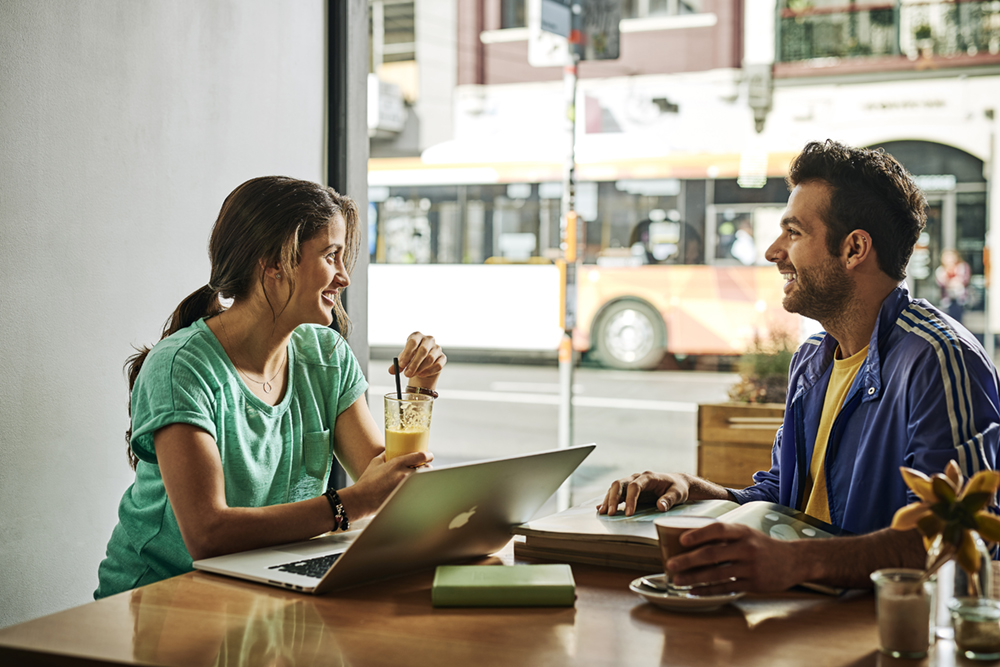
[370,0,416,72]
[501,0,527,29]
[621,0,702,19]
[777,0,1000,62]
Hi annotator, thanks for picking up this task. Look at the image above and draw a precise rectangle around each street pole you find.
[985,108,996,361]
[557,34,580,512]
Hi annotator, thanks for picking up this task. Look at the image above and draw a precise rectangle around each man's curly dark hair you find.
[787,140,927,281]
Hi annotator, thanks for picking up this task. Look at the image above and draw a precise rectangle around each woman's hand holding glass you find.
[337,332,445,522]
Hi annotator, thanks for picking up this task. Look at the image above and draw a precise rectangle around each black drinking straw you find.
[393,357,403,400]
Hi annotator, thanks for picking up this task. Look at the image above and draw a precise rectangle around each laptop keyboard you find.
[267,552,342,578]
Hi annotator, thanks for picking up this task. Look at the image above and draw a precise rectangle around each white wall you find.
[0,0,327,628]
[742,0,776,65]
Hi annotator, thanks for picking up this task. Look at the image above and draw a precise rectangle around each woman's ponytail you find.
[124,284,222,470]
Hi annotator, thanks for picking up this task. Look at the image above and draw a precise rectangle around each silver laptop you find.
[193,444,595,594]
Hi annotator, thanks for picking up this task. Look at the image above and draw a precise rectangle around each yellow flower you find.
[891,460,1000,576]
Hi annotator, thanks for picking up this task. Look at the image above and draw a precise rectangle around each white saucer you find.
[629,574,745,612]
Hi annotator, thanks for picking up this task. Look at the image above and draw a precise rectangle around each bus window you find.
[711,206,784,266]
[597,180,685,263]
[379,196,432,264]
[628,218,703,265]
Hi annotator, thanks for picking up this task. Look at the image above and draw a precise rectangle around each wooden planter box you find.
[697,403,785,489]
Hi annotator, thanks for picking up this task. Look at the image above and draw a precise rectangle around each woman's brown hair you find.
[124,176,360,469]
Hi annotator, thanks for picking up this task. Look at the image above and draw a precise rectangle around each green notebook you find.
[431,564,576,608]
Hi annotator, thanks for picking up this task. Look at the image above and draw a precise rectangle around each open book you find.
[513,498,845,594]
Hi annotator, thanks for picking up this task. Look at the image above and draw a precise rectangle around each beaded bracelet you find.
[323,488,350,532]
[405,385,439,399]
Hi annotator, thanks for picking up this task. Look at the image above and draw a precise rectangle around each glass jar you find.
[871,568,935,659]
[927,531,994,638]
[950,597,1000,661]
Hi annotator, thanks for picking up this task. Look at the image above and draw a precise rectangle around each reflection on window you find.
[713,207,783,266]
[379,197,432,264]
[368,180,810,267]
[503,0,703,29]
[956,192,986,310]
[370,0,415,73]
[778,0,1000,63]
[717,212,756,265]
[621,0,703,19]
[383,1,416,62]
[502,0,527,28]
[372,186,537,265]
[627,219,704,265]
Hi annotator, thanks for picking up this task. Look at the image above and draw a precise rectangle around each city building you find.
[367,0,1000,342]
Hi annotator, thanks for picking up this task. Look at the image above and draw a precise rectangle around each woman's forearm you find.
[181,495,339,561]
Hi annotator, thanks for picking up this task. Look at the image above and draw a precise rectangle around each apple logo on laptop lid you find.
[449,506,477,530]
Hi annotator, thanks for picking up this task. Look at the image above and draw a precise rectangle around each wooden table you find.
[0,545,960,667]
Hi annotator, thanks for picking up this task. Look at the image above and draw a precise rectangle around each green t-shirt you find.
[95,318,367,599]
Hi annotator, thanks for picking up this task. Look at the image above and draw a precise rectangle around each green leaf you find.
[944,522,964,546]
[946,460,965,492]
[963,470,1000,498]
[933,474,958,504]
[891,503,932,531]
[974,513,1000,543]
[930,500,952,519]
[916,513,946,538]
[960,491,993,515]
[957,530,982,576]
[901,467,937,503]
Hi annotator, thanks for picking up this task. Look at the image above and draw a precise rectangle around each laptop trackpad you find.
[272,533,355,557]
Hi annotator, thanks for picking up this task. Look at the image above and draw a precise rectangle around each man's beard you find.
[782,255,855,324]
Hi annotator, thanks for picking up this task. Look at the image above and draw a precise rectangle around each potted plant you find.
[786,0,814,21]
[891,461,1000,597]
[697,330,795,488]
[727,329,796,405]
[890,462,1000,649]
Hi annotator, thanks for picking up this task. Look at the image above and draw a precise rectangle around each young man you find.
[598,140,1000,592]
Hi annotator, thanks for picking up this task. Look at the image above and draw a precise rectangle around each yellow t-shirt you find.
[803,344,869,523]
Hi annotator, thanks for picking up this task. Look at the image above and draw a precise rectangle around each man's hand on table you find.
[662,522,926,593]
[666,522,811,594]
[598,471,689,516]
[597,471,733,516]
[597,470,928,592]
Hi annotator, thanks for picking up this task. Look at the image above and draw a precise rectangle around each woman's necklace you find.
[218,313,286,394]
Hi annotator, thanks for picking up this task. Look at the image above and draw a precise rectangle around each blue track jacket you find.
[729,286,1000,536]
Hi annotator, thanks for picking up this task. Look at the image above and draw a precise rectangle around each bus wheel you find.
[593,300,666,370]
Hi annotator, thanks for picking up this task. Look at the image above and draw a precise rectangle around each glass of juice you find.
[383,392,433,461]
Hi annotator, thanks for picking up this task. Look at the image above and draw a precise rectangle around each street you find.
[368,358,742,508]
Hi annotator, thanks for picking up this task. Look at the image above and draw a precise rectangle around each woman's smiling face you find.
[285,213,350,328]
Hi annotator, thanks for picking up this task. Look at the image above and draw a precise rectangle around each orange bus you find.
[366,164,800,369]
[573,263,797,369]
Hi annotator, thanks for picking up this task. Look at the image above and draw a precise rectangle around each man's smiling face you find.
[766,180,854,324]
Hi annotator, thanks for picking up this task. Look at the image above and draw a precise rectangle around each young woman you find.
[95,176,445,598]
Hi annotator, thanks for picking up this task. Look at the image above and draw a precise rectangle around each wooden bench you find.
[696,403,784,489]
